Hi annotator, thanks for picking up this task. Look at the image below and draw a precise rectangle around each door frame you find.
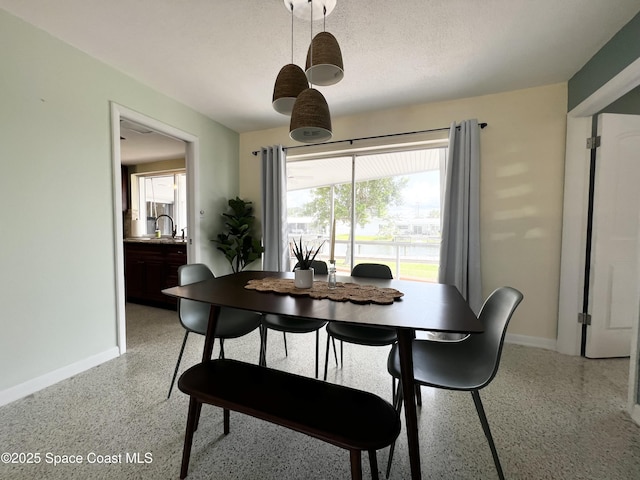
[557,57,640,356]
[110,102,200,354]
[556,58,640,424]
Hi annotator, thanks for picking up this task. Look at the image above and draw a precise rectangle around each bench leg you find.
[180,397,200,479]
[350,450,363,480]
[369,449,379,480]
[224,408,230,435]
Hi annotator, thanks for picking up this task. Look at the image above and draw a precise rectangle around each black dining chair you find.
[261,260,337,378]
[385,286,524,479]
[323,263,398,382]
[167,263,263,398]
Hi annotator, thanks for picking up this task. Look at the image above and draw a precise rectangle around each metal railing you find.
[287,235,440,281]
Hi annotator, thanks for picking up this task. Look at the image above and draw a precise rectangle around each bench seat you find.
[178,359,401,479]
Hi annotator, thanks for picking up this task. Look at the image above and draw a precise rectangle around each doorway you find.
[110,103,200,354]
[557,59,640,426]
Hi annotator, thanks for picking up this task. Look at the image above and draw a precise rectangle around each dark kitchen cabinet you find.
[124,241,187,309]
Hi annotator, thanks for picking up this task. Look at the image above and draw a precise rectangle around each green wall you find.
[0,9,239,397]
[568,12,640,111]
[600,85,640,114]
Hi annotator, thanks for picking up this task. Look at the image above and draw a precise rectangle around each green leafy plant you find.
[291,237,324,270]
[214,197,264,273]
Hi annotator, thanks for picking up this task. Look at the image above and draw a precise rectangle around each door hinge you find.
[578,312,592,325]
[586,136,601,149]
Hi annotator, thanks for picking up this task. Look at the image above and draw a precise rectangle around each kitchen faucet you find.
[155,214,177,238]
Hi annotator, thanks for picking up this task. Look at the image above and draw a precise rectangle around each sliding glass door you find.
[286,146,446,281]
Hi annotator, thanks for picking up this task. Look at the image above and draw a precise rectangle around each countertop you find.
[124,236,187,244]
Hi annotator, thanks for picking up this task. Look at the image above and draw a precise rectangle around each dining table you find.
[163,270,483,480]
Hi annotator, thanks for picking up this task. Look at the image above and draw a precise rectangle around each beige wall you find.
[239,83,568,343]
[128,157,186,174]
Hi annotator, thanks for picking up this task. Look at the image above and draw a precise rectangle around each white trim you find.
[505,333,557,351]
[556,116,592,356]
[186,139,201,263]
[632,404,640,426]
[570,57,640,118]
[630,223,640,424]
[110,104,127,354]
[110,103,200,355]
[0,348,119,407]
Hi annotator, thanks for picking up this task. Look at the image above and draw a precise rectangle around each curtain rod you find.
[251,122,487,156]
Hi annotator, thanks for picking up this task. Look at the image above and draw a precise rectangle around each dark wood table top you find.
[162,270,482,335]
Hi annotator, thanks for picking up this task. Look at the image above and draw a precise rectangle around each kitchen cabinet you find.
[124,240,187,309]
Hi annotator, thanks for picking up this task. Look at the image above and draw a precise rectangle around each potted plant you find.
[291,237,324,288]
[214,197,264,273]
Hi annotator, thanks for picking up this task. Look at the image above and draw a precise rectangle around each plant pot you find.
[294,268,314,289]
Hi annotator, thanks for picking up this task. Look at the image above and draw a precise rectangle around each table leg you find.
[202,305,221,362]
[397,328,421,480]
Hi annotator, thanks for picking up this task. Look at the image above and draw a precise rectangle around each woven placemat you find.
[244,277,404,305]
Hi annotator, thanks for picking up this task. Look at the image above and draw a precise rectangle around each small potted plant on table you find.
[291,237,324,288]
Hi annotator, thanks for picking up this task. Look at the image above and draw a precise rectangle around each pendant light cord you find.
[323,5,326,31]
[309,0,314,88]
[290,2,294,63]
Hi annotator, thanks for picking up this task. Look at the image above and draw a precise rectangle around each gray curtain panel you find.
[438,119,482,314]
[261,146,290,272]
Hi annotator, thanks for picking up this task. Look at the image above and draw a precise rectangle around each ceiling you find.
[119,120,186,165]
[2,0,639,138]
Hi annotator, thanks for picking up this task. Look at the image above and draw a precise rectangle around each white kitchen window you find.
[132,170,187,236]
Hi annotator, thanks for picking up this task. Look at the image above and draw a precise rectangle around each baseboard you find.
[0,347,120,407]
[505,333,557,351]
[631,404,640,427]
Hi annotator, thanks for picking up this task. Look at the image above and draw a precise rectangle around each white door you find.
[586,113,640,358]
[630,290,640,425]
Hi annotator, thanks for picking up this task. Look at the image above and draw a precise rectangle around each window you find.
[286,145,447,282]
[132,170,187,236]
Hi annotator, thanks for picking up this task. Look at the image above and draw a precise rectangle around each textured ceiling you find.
[2,0,640,135]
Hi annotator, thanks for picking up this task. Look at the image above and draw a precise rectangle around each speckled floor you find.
[1,303,639,480]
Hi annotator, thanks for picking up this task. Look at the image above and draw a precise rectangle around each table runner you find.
[244,277,404,305]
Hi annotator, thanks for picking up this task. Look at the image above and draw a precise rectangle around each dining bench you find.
[178,358,401,480]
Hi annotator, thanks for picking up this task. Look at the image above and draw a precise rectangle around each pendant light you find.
[272,2,309,115]
[305,6,343,86]
[289,88,332,142]
[290,0,332,143]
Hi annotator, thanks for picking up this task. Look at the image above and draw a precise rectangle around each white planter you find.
[294,268,314,288]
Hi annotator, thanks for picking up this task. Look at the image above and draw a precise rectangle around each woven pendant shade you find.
[305,32,344,86]
[289,88,332,143]
[272,64,309,115]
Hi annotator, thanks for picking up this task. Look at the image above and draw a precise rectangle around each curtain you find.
[261,146,290,272]
[438,119,482,314]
